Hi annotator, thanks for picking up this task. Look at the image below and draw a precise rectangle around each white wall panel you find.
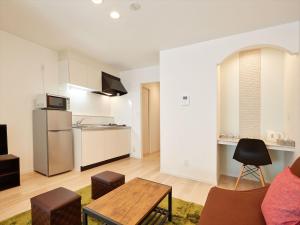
[239,49,261,138]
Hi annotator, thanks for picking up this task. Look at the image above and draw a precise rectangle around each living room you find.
[0,1,300,225]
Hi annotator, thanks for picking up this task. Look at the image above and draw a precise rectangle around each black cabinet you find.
[0,154,20,191]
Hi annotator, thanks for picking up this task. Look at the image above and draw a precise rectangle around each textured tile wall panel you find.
[239,49,261,138]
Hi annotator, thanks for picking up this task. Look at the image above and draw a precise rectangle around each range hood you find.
[93,72,127,96]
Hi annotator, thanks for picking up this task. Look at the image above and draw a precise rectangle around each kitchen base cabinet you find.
[104,129,131,159]
[80,154,130,171]
[73,128,131,171]
[82,130,106,167]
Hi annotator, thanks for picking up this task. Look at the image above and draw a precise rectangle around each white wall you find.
[283,53,299,141]
[261,48,285,136]
[283,52,300,165]
[67,88,112,116]
[0,30,59,173]
[0,30,118,173]
[112,66,160,158]
[160,21,300,185]
[219,53,239,136]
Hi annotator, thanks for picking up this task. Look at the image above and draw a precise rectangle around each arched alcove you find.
[217,45,299,182]
[217,44,296,66]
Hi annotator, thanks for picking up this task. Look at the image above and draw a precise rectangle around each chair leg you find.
[235,165,245,190]
[258,167,266,187]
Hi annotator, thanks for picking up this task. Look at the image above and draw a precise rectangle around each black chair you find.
[233,138,272,189]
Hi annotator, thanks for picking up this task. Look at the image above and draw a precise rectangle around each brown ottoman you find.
[91,171,125,199]
[30,187,81,225]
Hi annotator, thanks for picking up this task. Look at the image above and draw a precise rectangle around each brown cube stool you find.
[30,187,81,225]
[91,171,125,199]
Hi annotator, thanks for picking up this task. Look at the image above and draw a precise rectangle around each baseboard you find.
[160,168,217,185]
[80,154,130,171]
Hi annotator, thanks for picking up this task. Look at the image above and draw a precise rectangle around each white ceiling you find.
[0,0,299,71]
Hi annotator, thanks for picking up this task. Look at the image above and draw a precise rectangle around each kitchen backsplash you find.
[72,115,114,125]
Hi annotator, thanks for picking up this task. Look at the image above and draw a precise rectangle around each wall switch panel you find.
[181,95,190,106]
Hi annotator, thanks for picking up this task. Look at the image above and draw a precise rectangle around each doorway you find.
[141,82,160,157]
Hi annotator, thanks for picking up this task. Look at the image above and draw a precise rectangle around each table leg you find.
[82,211,88,225]
[168,189,172,221]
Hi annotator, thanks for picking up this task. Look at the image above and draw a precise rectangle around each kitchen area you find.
[32,50,131,177]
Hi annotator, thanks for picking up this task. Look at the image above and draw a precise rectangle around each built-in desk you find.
[217,137,295,152]
[217,137,296,183]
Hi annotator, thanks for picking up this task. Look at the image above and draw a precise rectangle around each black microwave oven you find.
[35,94,70,110]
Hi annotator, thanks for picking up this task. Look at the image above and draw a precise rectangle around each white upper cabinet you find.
[87,66,102,91]
[68,59,88,87]
[59,52,102,91]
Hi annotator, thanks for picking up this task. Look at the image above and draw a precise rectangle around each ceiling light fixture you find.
[110,11,120,19]
[91,0,103,4]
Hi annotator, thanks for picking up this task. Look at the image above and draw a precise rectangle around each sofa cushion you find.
[198,186,268,225]
[261,167,300,225]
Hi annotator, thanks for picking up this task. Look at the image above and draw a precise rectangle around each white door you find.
[142,87,150,156]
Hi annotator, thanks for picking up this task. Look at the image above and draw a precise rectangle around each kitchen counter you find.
[72,125,131,130]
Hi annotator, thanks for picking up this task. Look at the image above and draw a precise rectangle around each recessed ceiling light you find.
[110,11,120,19]
[91,0,103,4]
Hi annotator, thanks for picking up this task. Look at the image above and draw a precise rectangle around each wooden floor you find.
[0,152,260,221]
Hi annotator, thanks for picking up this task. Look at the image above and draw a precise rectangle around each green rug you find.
[0,185,203,225]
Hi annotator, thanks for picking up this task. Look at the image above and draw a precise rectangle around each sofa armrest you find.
[198,186,268,225]
[290,157,300,177]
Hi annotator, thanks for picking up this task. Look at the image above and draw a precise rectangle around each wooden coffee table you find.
[82,178,172,225]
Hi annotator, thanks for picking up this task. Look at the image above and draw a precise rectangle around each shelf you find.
[218,137,295,152]
[0,154,20,191]
[0,171,19,178]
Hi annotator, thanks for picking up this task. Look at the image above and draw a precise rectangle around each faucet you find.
[76,118,85,126]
